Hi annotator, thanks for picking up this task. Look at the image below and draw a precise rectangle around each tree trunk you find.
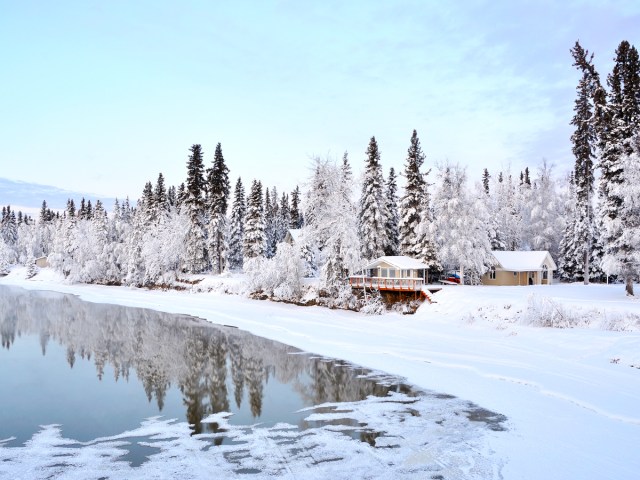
[625,275,634,296]
[583,249,590,285]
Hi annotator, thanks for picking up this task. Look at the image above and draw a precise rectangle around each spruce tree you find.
[243,180,265,260]
[263,187,277,258]
[599,41,640,294]
[384,167,399,256]
[290,186,303,229]
[184,144,207,273]
[154,172,169,219]
[358,136,387,260]
[399,130,426,258]
[206,143,230,274]
[228,177,246,270]
[570,41,598,284]
[482,168,490,195]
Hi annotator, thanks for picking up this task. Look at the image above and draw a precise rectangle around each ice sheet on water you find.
[0,391,505,479]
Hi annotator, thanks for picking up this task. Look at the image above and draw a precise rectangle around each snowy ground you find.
[1,268,639,479]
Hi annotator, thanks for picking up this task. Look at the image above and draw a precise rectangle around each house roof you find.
[363,256,429,270]
[286,229,302,242]
[491,250,557,272]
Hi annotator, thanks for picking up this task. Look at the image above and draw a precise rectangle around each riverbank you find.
[2,268,639,479]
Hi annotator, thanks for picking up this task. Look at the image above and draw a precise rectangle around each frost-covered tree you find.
[399,130,426,258]
[153,172,169,220]
[243,180,265,260]
[290,186,303,229]
[303,155,361,292]
[264,187,278,259]
[602,138,640,295]
[570,41,599,284]
[598,41,640,294]
[525,160,564,259]
[184,144,207,273]
[358,136,387,260]
[384,167,399,256]
[432,163,493,284]
[206,143,230,274]
[558,173,579,281]
[228,178,246,271]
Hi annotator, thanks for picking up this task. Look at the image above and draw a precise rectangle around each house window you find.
[513,272,517,277]
[389,269,396,278]
[542,265,548,280]
[489,267,496,280]
[381,268,388,278]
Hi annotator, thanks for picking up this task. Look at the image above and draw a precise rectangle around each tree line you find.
[0,39,639,298]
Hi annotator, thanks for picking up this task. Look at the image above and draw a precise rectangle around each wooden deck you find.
[349,276,424,292]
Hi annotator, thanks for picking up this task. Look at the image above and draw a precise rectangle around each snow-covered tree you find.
[206,143,230,274]
[243,180,265,260]
[525,160,564,259]
[384,167,399,256]
[228,178,246,271]
[184,144,207,273]
[399,130,426,258]
[602,138,640,295]
[570,41,599,284]
[290,186,303,229]
[432,163,493,284]
[358,136,387,260]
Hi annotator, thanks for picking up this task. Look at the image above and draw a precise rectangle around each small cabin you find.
[349,256,428,291]
[482,250,557,286]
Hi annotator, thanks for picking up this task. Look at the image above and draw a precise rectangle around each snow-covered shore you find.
[2,269,639,479]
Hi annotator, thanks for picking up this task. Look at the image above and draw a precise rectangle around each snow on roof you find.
[287,229,302,242]
[363,256,429,270]
[491,250,557,272]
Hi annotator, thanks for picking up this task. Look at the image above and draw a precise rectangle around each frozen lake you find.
[0,285,505,478]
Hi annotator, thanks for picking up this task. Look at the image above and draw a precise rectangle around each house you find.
[349,256,429,292]
[35,256,49,268]
[283,229,302,245]
[482,250,557,286]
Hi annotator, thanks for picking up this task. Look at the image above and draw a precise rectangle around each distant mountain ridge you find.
[0,177,118,213]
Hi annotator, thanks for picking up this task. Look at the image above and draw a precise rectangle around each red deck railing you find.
[348,276,424,291]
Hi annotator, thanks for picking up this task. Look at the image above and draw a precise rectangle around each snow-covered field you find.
[1,268,639,479]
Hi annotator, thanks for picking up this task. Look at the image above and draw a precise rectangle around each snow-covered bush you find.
[522,294,589,328]
[244,243,305,302]
[358,291,385,315]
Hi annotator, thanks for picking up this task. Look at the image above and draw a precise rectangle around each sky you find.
[1,0,639,202]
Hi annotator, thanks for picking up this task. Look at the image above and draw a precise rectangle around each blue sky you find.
[1,0,638,201]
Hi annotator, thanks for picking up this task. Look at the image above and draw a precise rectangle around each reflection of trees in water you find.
[0,286,402,434]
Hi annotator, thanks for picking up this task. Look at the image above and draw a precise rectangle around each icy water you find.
[0,286,506,478]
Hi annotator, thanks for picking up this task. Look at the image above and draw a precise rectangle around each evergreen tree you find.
[558,173,579,281]
[384,167,399,256]
[482,168,490,195]
[243,180,265,260]
[277,192,291,244]
[167,185,177,209]
[290,186,303,229]
[154,172,169,219]
[599,41,640,294]
[184,144,207,273]
[264,187,277,258]
[358,136,387,260]
[399,130,426,258]
[570,41,599,284]
[228,178,246,270]
[206,143,230,274]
